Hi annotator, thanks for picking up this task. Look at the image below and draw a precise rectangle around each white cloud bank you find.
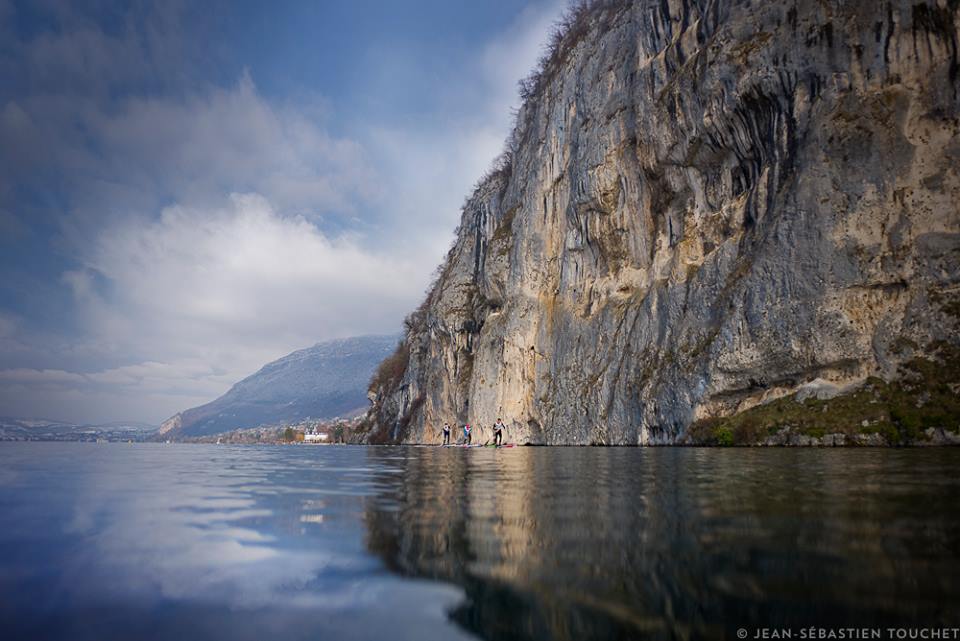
[79,193,420,342]
[2,194,425,423]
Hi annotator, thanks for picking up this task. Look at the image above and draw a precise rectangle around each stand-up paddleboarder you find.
[493,418,505,446]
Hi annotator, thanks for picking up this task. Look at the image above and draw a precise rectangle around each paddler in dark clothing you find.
[493,418,505,446]
[441,423,451,445]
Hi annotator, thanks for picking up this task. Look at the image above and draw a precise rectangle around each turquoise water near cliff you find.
[0,444,957,640]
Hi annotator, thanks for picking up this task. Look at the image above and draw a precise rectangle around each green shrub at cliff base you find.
[687,343,960,446]
[713,426,735,447]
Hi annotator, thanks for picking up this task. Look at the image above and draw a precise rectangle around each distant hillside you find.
[158,334,398,439]
[0,418,156,441]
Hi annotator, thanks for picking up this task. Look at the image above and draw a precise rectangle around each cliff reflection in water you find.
[363,447,960,641]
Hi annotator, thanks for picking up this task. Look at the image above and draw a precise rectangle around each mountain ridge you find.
[159,334,399,439]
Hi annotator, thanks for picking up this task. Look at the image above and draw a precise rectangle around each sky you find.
[0,0,563,424]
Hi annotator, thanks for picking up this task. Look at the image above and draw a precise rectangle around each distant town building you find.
[304,433,328,443]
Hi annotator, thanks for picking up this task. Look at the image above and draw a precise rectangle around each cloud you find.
[0,1,565,424]
[358,0,562,255]
[479,2,565,120]
[2,72,380,251]
[81,192,422,343]
[0,368,87,384]
[0,193,424,423]
[90,73,376,215]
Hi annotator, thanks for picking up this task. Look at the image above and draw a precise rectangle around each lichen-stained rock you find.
[364,0,960,445]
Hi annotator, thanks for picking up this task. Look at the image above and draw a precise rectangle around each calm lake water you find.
[0,444,957,641]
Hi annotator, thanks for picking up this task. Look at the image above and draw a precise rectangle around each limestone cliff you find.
[364,0,960,445]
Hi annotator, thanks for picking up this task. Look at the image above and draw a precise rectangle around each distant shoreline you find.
[5,439,958,448]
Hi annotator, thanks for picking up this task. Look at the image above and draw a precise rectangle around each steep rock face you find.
[368,0,960,445]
